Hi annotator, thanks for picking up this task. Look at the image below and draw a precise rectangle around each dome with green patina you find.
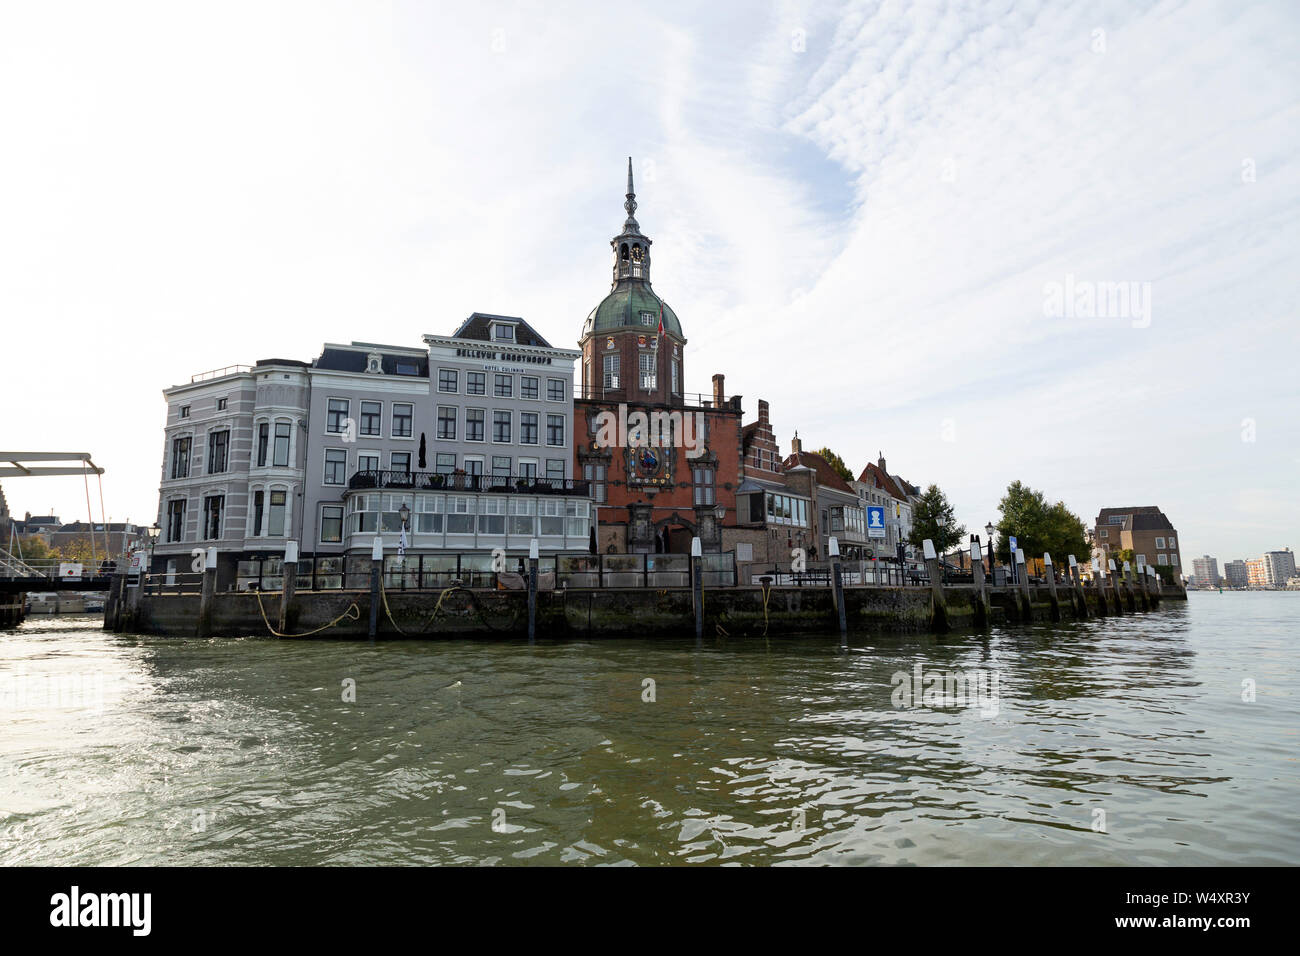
[583,283,683,338]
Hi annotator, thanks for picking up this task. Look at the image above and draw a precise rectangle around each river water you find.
[1,592,1295,866]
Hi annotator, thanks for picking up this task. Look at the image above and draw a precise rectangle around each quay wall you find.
[111,578,1184,640]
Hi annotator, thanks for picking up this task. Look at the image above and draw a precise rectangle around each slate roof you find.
[450,313,554,348]
[1130,513,1174,531]
[312,345,429,377]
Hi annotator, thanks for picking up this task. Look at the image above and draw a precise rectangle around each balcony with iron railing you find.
[573,383,742,410]
[345,469,590,496]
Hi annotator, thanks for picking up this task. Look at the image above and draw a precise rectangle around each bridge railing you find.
[0,548,58,579]
[141,572,205,595]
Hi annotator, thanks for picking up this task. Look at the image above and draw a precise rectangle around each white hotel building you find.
[152,315,592,590]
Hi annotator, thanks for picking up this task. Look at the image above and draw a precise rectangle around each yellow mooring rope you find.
[381,580,475,636]
[254,589,361,638]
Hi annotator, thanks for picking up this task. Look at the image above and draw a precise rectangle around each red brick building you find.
[574,160,745,553]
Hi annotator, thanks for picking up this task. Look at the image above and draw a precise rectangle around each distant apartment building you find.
[1093,506,1181,573]
[1222,559,1248,588]
[1262,549,1296,587]
[152,321,589,590]
[1245,558,1268,587]
[1191,555,1220,587]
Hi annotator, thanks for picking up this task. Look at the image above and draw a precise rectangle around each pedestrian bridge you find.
[0,550,114,594]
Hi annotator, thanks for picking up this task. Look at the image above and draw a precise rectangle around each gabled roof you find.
[450,313,553,348]
[782,451,854,494]
[857,462,907,501]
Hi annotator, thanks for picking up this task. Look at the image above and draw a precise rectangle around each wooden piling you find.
[971,541,990,628]
[1044,553,1061,621]
[922,539,949,633]
[368,537,382,639]
[197,548,217,638]
[278,541,298,634]
[691,537,704,643]
[527,539,539,644]
[1015,551,1032,620]
[829,537,847,642]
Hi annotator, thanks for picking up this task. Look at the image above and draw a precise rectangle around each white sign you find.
[867,506,886,539]
[59,562,83,582]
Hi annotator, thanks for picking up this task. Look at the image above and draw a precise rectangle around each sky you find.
[1,0,1296,563]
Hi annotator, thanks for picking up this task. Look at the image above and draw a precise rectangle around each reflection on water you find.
[1,594,1296,866]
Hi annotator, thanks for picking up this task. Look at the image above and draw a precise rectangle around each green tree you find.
[995,481,1089,564]
[813,447,854,484]
[17,535,51,562]
[908,484,966,554]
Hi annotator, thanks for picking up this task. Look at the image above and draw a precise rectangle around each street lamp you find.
[985,522,996,580]
[397,502,411,589]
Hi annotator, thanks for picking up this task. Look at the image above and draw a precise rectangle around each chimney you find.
[758,399,769,424]
[878,451,886,473]
[791,431,802,455]
[712,373,725,406]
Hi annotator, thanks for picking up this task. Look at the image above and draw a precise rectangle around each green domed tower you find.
[579,158,684,405]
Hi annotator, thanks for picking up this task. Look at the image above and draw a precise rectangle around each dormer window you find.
[492,323,515,342]
[395,361,419,376]
[640,312,655,326]
[365,352,383,374]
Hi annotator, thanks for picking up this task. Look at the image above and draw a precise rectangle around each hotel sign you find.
[454,347,553,366]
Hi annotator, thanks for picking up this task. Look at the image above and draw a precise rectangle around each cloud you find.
[0,0,1294,561]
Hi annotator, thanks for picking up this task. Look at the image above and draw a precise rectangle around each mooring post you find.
[1121,560,1135,611]
[278,540,298,634]
[527,538,539,643]
[1068,555,1086,617]
[971,540,989,628]
[1108,559,1123,613]
[691,536,704,643]
[922,539,949,633]
[828,536,847,642]
[103,573,122,630]
[1015,550,1032,619]
[369,536,382,639]
[197,547,217,638]
[1092,559,1106,616]
[1044,553,1061,621]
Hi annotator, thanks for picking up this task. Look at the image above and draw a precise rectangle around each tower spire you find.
[623,156,639,231]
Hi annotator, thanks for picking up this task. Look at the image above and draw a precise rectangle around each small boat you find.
[25,592,88,615]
